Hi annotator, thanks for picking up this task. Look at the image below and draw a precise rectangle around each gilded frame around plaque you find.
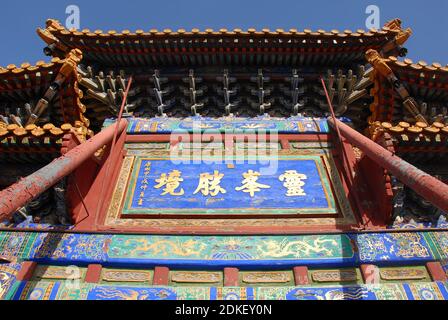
[104,148,356,230]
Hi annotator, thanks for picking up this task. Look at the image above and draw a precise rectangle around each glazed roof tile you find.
[0,122,72,139]
[0,122,68,162]
[367,120,448,155]
[0,50,90,149]
[385,56,448,76]
[379,121,448,136]
[0,58,63,78]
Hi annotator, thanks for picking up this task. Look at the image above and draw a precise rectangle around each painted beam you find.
[224,268,239,287]
[0,231,446,269]
[104,116,342,134]
[0,262,22,300]
[10,281,448,300]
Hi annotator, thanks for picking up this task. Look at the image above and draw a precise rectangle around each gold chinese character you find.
[138,199,144,206]
[235,170,270,197]
[154,170,185,196]
[194,171,227,197]
[279,170,307,196]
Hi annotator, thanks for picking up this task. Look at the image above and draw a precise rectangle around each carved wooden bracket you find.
[366,49,428,124]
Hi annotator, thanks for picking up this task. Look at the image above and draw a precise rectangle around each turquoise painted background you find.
[1,231,446,268]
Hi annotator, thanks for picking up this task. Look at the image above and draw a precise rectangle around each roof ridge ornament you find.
[37,21,69,57]
[45,19,65,31]
[383,18,403,31]
[381,19,412,57]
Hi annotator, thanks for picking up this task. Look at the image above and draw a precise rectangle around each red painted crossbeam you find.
[328,118,448,213]
[0,119,128,220]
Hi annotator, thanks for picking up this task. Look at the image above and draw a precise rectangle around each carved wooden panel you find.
[102,270,152,283]
[171,272,221,283]
[242,272,291,284]
[311,270,358,283]
[380,269,426,281]
[34,266,82,280]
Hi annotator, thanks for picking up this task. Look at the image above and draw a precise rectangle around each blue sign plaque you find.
[123,155,338,216]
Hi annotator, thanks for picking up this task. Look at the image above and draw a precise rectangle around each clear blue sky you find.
[1,0,446,66]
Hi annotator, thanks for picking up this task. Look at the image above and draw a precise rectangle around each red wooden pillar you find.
[224,268,239,287]
[85,264,103,284]
[360,264,380,284]
[16,261,37,281]
[153,267,170,286]
[426,262,447,282]
[293,266,309,286]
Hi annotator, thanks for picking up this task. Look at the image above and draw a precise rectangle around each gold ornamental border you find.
[104,149,356,229]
